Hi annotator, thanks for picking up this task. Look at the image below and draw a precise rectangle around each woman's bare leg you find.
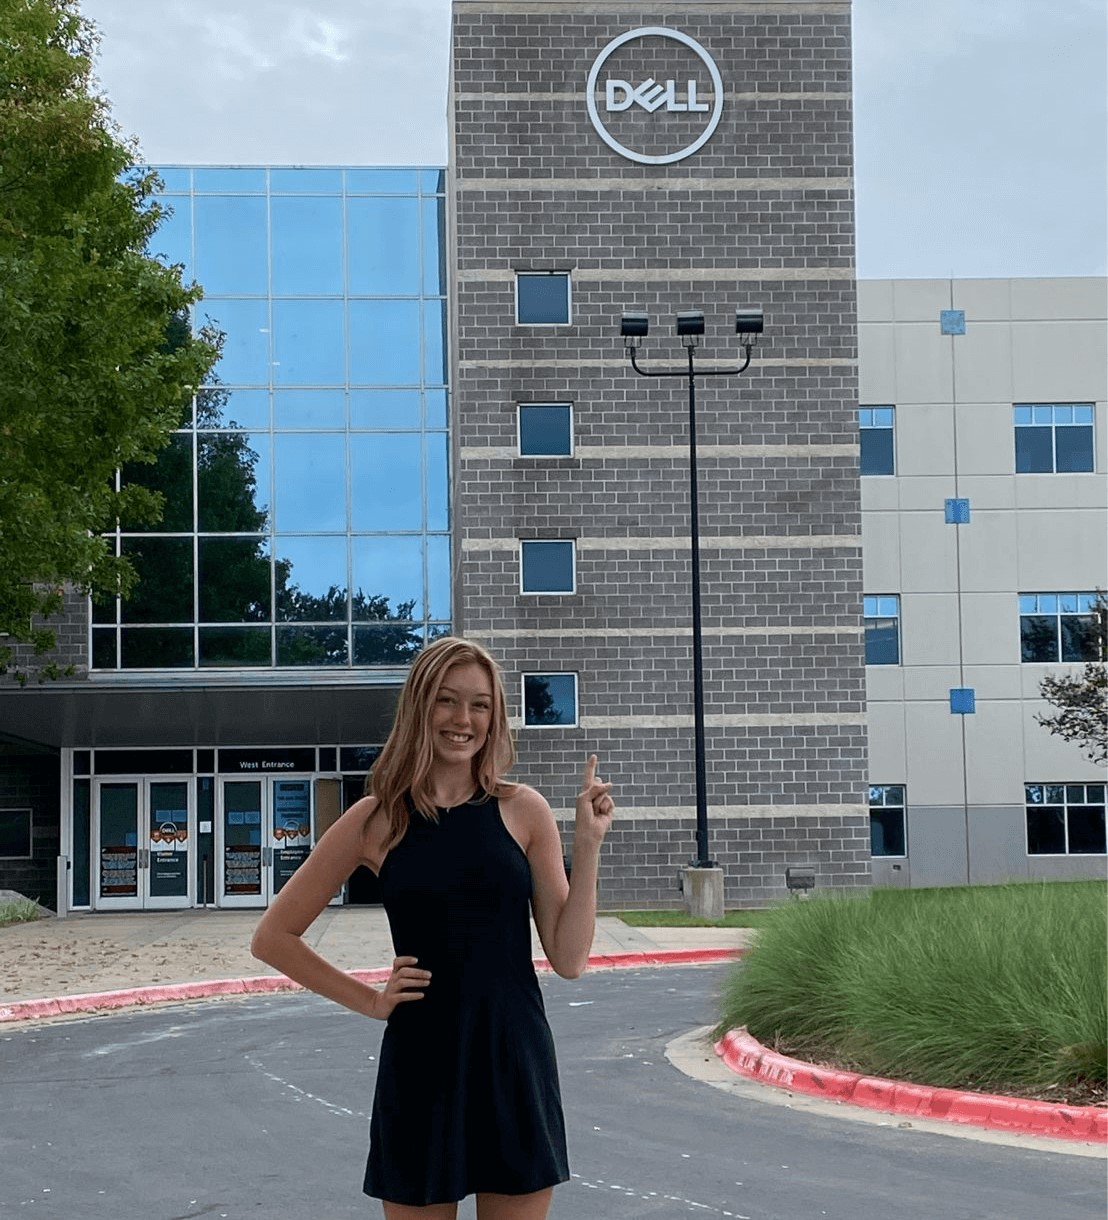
[476,1187,554,1220]
[382,1202,458,1220]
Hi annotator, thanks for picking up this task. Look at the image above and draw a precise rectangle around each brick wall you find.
[451,0,870,906]
[0,752,61,909]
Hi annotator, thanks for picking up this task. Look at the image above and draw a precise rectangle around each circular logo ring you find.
[585,27,725,166]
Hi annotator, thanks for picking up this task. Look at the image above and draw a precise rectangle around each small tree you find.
[0,0,218,677]
[1036,593,1108,766]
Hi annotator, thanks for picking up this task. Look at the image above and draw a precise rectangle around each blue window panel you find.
[351,536,423,619]
[271,197,344,295]
[347,197,421,295]
[350,433,423,531]
[860,427,894,476]
[517,274,570,324]
[274,390,345,430]
[425,389,448,429]
[1056,426,1094,472]
[349,300,422,385]
[197,388,269,431]
[864,595,899,619]
[864,621,900,665]
[524,674,578,727]
[939,309,965,334]
[350,390,422,429]
[194,196,268,294]
[345,169,420,194]
[1074,404,1095,424]
[944,498,971,523]
[149,197,192,275]
[199,298,270,385]
[423,300,448,385]
[1013,405,1034,426]
[197,432,270,532]
[521,541,575,593]
[272,300,346,385]
[425,433,449,532]
[426,535,451,621]
[275,535,349,621]
[1032,405,1054,425]
[193,168,267,193]
[155,166,191,192]
[273,433,347,532]
[420,169,446,194]
[1014,425,1053,472]
[520,404,573,456]
[949,688,976,714]
[269,168,343,193]
[422,197,447,295]
[1018,594,1039,614]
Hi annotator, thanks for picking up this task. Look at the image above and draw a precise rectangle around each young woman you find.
[251,636,614,1220]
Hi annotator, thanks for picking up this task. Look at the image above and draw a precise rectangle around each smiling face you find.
[430,661,495,769]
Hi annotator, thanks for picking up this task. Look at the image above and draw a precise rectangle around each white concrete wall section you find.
[858,276,1107,888]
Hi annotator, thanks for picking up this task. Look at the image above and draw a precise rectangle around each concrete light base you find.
[684,866,724,921]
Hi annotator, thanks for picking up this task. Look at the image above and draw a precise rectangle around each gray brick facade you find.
[451,0,870,906]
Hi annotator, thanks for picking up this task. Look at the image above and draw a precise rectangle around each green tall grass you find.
[0,896,46,928]
[717,881,1107,1096]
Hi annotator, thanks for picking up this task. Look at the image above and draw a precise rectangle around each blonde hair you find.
[366,636,516,847]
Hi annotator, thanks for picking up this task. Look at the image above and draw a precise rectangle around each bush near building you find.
[717,882,1107,1104]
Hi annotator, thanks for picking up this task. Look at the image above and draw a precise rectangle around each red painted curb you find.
[715,1028,1108,1144]
[0,948,743,1024]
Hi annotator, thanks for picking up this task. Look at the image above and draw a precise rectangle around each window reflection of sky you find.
[112,167,452,667]
[274,433,346,532]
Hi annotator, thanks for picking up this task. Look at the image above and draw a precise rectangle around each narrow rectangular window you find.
[858,406,895,475]
[0,808,33,859]
[1014,403,1095,474]
[523,673,578,727]
[520,541,576,594]
[863,595,900,665]
[868,785,906,857]
[519,404,573,456]
[1026,784,1106,855]
[516,273,571,325]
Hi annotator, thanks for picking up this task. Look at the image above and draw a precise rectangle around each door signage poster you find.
[224,844,262,894]
[273,781,311,892]
[100,845,138,897]
[150,807,189,897]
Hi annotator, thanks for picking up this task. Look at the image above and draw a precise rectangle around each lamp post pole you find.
[621,308,763,884]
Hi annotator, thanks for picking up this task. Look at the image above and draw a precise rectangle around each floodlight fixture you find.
[615,309,649,339]
[735,307,764,338]
[675,310,706,337]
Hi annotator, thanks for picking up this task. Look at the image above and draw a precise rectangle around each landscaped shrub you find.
[717,881,1107,1099]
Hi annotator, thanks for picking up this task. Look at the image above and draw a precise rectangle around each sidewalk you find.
[0,907,754,1006]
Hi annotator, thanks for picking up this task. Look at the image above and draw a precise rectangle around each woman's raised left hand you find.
[575,753,614,847]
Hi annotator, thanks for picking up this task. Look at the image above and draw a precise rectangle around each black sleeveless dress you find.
[363,793,569,1206]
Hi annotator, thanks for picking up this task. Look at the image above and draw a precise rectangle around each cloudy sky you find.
[81,0,1106,279]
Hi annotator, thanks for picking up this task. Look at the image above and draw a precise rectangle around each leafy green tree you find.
[1036,593,1108,765]
[0,0,218,676]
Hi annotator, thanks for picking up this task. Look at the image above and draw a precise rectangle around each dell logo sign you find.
[586,27,724,166]
[604,78,711,114]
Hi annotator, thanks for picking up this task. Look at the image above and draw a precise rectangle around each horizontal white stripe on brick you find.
[508,713,864,729]
[469,625,863,638]
[460,443,860,461]
[455,92,849,105]
[462,534,859,552]
[455,177,852,195]
[457,356,856,371]
[548,804,868,823]
[455,265,854,282]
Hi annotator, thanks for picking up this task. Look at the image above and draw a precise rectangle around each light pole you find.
[619,307,764,914]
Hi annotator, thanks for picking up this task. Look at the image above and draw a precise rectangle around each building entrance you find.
[218,776,314,908]
[93,778,194,910]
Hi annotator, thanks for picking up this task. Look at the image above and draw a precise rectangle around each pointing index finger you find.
[582,753,598,787]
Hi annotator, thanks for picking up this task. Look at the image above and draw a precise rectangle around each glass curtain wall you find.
[92,167,450,669]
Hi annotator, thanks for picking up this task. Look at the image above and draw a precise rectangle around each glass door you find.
[219,780,265,907]
[145,780,193,908]
[96,782,141,910]
[94,778,195,910]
